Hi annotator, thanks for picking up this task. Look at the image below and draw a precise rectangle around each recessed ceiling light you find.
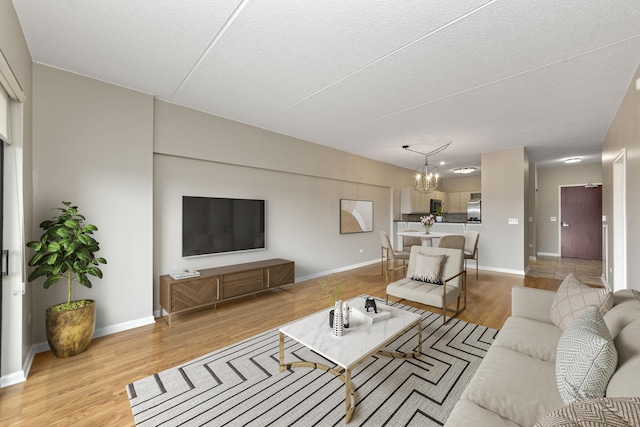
[440,161,446,165]
[564,157,582,164]
[453,167,476,174]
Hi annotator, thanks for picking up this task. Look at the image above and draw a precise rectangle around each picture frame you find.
[340,199,373,234]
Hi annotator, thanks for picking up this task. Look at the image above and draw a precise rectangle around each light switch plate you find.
[508,218,518,225]
[550,217,557,222]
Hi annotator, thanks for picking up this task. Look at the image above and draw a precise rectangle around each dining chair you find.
[401,228,422,251]
[463,231,480,279]
[379,231,410,283]
[437,235,465,251]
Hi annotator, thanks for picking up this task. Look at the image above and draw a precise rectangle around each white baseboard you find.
[0,345,36,388]
[537,252,560,257]
[294,259,380,283]
[32,315,156,355]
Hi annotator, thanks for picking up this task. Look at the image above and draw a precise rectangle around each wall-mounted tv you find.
[182,196,266,257]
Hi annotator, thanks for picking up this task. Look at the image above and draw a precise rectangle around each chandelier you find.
[402,142,451,194]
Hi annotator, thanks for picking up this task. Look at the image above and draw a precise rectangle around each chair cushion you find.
[555,307,617,405]
[410,253,446,285]
[550,273,613,331]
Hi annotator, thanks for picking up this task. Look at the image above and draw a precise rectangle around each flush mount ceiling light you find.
[453,167,476,174]
[403,142,451,194]
[564,157,582,163]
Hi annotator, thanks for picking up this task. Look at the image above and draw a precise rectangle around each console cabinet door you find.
[172,276,220,311]
[264,262,295,288]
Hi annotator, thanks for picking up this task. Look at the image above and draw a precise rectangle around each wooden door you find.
[560,185,602,259]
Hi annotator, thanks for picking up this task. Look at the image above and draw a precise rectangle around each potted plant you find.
[435,203,444,222]
[26,201,107,358]
[320,275,353,334]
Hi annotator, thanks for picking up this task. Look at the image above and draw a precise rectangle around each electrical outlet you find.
[508,218,518,225]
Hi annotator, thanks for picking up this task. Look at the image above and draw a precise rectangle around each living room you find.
[1,1,640,425]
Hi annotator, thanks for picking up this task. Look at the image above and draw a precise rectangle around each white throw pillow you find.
[556,307,618,405]
[550,273,613,331]
[410,253,446,285]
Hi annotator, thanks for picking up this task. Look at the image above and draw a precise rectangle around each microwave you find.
[430,199,442,214]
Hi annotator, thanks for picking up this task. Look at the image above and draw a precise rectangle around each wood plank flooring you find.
[0,263,562,427]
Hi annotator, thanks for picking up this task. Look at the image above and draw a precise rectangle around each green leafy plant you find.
[27,201,107,311]
[435,203,444,216]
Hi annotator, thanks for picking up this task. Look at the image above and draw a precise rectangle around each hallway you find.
[528,256,603,286]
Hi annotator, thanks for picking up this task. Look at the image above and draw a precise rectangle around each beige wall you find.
[481,147,529,273]
[602,63,640,291]
[153,100,412,313]
[32,65,155,345]
[441,174,481,193]
[1,1,33,385]
[536,163,603,256]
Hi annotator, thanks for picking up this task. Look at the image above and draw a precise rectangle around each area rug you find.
[127,298,498,426]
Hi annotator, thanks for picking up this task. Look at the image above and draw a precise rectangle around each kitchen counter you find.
[393,221,481,248]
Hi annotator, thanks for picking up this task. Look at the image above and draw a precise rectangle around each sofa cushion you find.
[493,316,562,362]
[410,253,446,285]
[460,346,564,426]
[444,399,520,427]
[550,273,613,331]
[534,397,640,427]
[556,307,617,405]
[603,289,640,337]
[607,320,640,397]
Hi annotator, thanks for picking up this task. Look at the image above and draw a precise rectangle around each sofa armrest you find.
[511,287,556,324]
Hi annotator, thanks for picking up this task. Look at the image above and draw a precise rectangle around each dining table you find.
[396,230,462,247]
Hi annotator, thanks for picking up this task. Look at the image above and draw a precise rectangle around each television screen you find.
[182,196,265,257]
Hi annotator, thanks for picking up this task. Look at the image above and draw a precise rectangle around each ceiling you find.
[12,1,640,177]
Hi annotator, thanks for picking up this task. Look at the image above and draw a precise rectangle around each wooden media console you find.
[160,258,295,327]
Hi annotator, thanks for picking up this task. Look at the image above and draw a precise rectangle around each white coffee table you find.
[278,296,423,423]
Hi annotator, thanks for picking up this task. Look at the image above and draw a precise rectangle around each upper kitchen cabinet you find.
[445,191,477,213]
[401,187,429,213]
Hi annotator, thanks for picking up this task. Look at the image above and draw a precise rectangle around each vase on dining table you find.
[424,225,431,234]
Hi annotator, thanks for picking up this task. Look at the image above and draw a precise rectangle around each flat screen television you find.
[182,196,266,257]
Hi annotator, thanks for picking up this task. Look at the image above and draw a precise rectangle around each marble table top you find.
[279,296,422,369]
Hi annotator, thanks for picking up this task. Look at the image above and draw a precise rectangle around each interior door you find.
[560,185,602,259]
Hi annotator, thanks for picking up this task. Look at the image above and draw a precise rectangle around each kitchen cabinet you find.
[445,192,474,213]
[401,187,429,213]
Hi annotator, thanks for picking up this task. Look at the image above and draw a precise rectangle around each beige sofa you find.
[444,284,640,426]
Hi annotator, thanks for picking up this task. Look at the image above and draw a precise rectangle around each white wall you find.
[480,147,529,274]
[602,63,640,291]
[31,65,155,345]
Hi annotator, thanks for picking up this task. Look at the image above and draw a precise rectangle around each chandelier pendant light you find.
[403,142,451,194]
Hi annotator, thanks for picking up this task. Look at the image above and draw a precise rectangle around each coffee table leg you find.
[377,319,423,358]
[279,332,285,372]
[345,369,355,423]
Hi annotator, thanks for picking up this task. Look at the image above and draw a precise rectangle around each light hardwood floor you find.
[0,263,563,427]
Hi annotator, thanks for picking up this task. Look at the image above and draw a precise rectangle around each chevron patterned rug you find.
[127,298,497,426]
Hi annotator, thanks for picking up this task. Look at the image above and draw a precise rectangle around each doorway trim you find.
[557,182,603,257]
[612,149,627,291]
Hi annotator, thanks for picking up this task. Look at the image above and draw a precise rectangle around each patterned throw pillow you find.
[556,307,618,405]
[411,253,446,285]
[534,397,640,427]
[550,273,613,330]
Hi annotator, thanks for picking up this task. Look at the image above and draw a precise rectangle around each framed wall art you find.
[340,199,373,234]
